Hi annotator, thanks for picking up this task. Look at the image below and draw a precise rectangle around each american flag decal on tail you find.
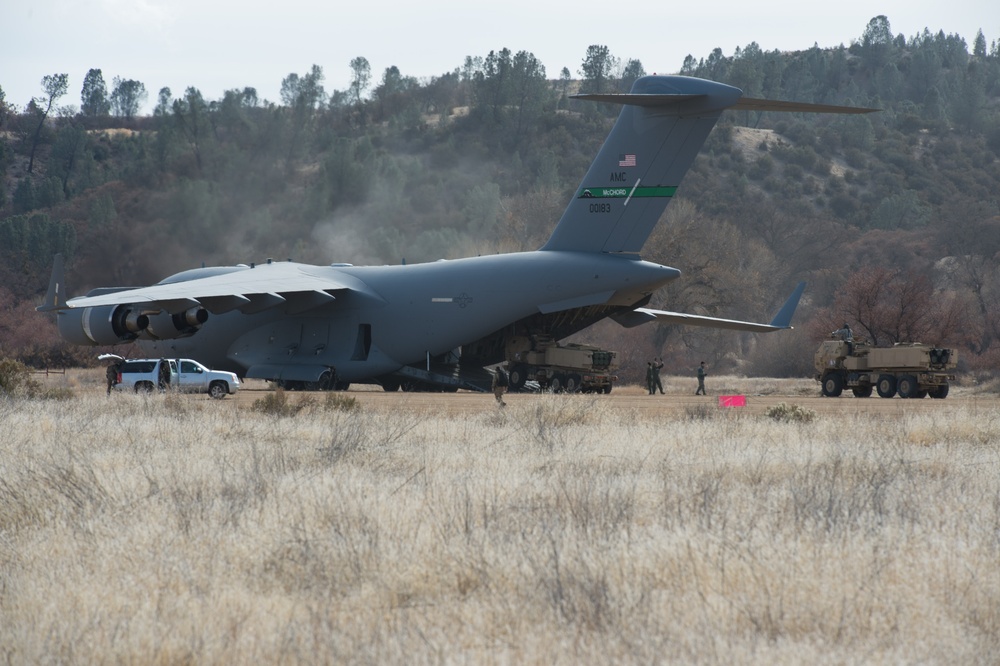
[618,154,636,167]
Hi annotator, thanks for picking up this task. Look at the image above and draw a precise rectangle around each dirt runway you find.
[226,380,995,419]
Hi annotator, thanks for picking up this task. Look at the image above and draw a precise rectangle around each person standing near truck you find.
[105,361,121,395]
[695,361,707,395]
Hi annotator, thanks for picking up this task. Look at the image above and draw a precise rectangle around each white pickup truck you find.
[100,354,240,399]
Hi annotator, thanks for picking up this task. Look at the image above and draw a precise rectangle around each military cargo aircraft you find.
[39,75,874,391]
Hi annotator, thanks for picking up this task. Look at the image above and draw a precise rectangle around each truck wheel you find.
[550,375,566,393]
[565,374,582,393]
[897,375,919,399]
[602,384,613,394]
[821,373,844,397]
[852,385,873,398]
[929,384,950,399]
[135,381,155,394]
[508,365,528,392]
[209,381,229,399]
[876,374,897,398]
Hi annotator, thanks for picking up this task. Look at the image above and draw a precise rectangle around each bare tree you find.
[27,73,69,173]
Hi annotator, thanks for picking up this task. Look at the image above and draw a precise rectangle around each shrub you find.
[0,358,41,398]
[765,402,816,423]
[251,389,301,417]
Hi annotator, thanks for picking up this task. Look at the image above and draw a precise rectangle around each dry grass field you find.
[2,372,999,663]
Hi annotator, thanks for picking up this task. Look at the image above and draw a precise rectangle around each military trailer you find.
[505,335,618,393]
[814,339,956,399]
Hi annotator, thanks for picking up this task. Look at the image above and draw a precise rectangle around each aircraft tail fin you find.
[542,76,876,254]
[37,253,67,312]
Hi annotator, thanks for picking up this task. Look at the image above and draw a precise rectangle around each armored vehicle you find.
[814,339,956,399]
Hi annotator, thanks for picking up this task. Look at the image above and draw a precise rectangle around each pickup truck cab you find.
[100,354,240,399]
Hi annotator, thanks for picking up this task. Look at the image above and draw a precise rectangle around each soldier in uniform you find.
[651,357,665,395]
[492,365,509,407]
[695,361,707,395]
[105,361,121,395]
[646,361,654,395]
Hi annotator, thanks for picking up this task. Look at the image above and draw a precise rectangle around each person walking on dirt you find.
[695,361,707,395]
[492,365,509,407]
[646,362,655,395]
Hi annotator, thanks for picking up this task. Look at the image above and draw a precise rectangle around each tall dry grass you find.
[1,391,998,663]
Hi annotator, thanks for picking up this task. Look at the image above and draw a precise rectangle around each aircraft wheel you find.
[334,380,351,391]
[209,381,229,399]
[381,378,400,392]
[876,374,897,398]
[897,375,919,399]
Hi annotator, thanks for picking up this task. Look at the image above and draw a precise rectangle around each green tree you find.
[110,77,147,119]
[80,68,111,116]
[172,87,211,172]
[27,73,69,173]
[619,59,645,92]
[154,87,172,116]
[349,57,371,106]
[860,15,894,70]
[508,51,548,144]
[579,45,618,94]
[973,29,987,58]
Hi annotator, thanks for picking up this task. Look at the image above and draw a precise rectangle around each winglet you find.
[768,281,806,329]
[36,253,67,312]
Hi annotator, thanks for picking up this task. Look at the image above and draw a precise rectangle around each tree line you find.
[1,16,999,377]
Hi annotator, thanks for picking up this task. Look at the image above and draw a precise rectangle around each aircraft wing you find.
[620,282,806,333]
[62,262,366,315]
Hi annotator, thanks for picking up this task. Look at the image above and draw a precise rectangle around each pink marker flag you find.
[718,395,747,408]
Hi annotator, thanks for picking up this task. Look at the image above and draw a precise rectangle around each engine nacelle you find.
[139,307,209,340]
[56,305,150,346]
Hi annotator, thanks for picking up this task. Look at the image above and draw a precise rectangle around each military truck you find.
[505,335,618,393]
[814,339,956,399]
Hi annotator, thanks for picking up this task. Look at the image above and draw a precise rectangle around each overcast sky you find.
[3,0,997,114]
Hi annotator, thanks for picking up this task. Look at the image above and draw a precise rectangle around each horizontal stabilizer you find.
[630,282,806,333]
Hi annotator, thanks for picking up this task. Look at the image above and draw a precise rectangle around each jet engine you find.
[139,306,209,340]
[56,304,150,346]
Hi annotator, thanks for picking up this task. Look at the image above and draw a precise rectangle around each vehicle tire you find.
[852,385,873,398]
[821,372,844,397]
[929,384,950,399]
[209,381,228,399]
[603,384,613,394]
[565,374,582,393]
[897,375,919,399]
[550,375,566,393]
[381,378,400,392]
[876,374,897,399]
[334,380,350,391]
[508,365,528,392]
[915,390,928,399]
[135,381,155,394]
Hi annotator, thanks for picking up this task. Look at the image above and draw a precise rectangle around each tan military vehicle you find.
[814,338,956,398]
[506,335,618,393]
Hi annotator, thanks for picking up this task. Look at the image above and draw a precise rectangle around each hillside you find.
[1,17,999,380]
